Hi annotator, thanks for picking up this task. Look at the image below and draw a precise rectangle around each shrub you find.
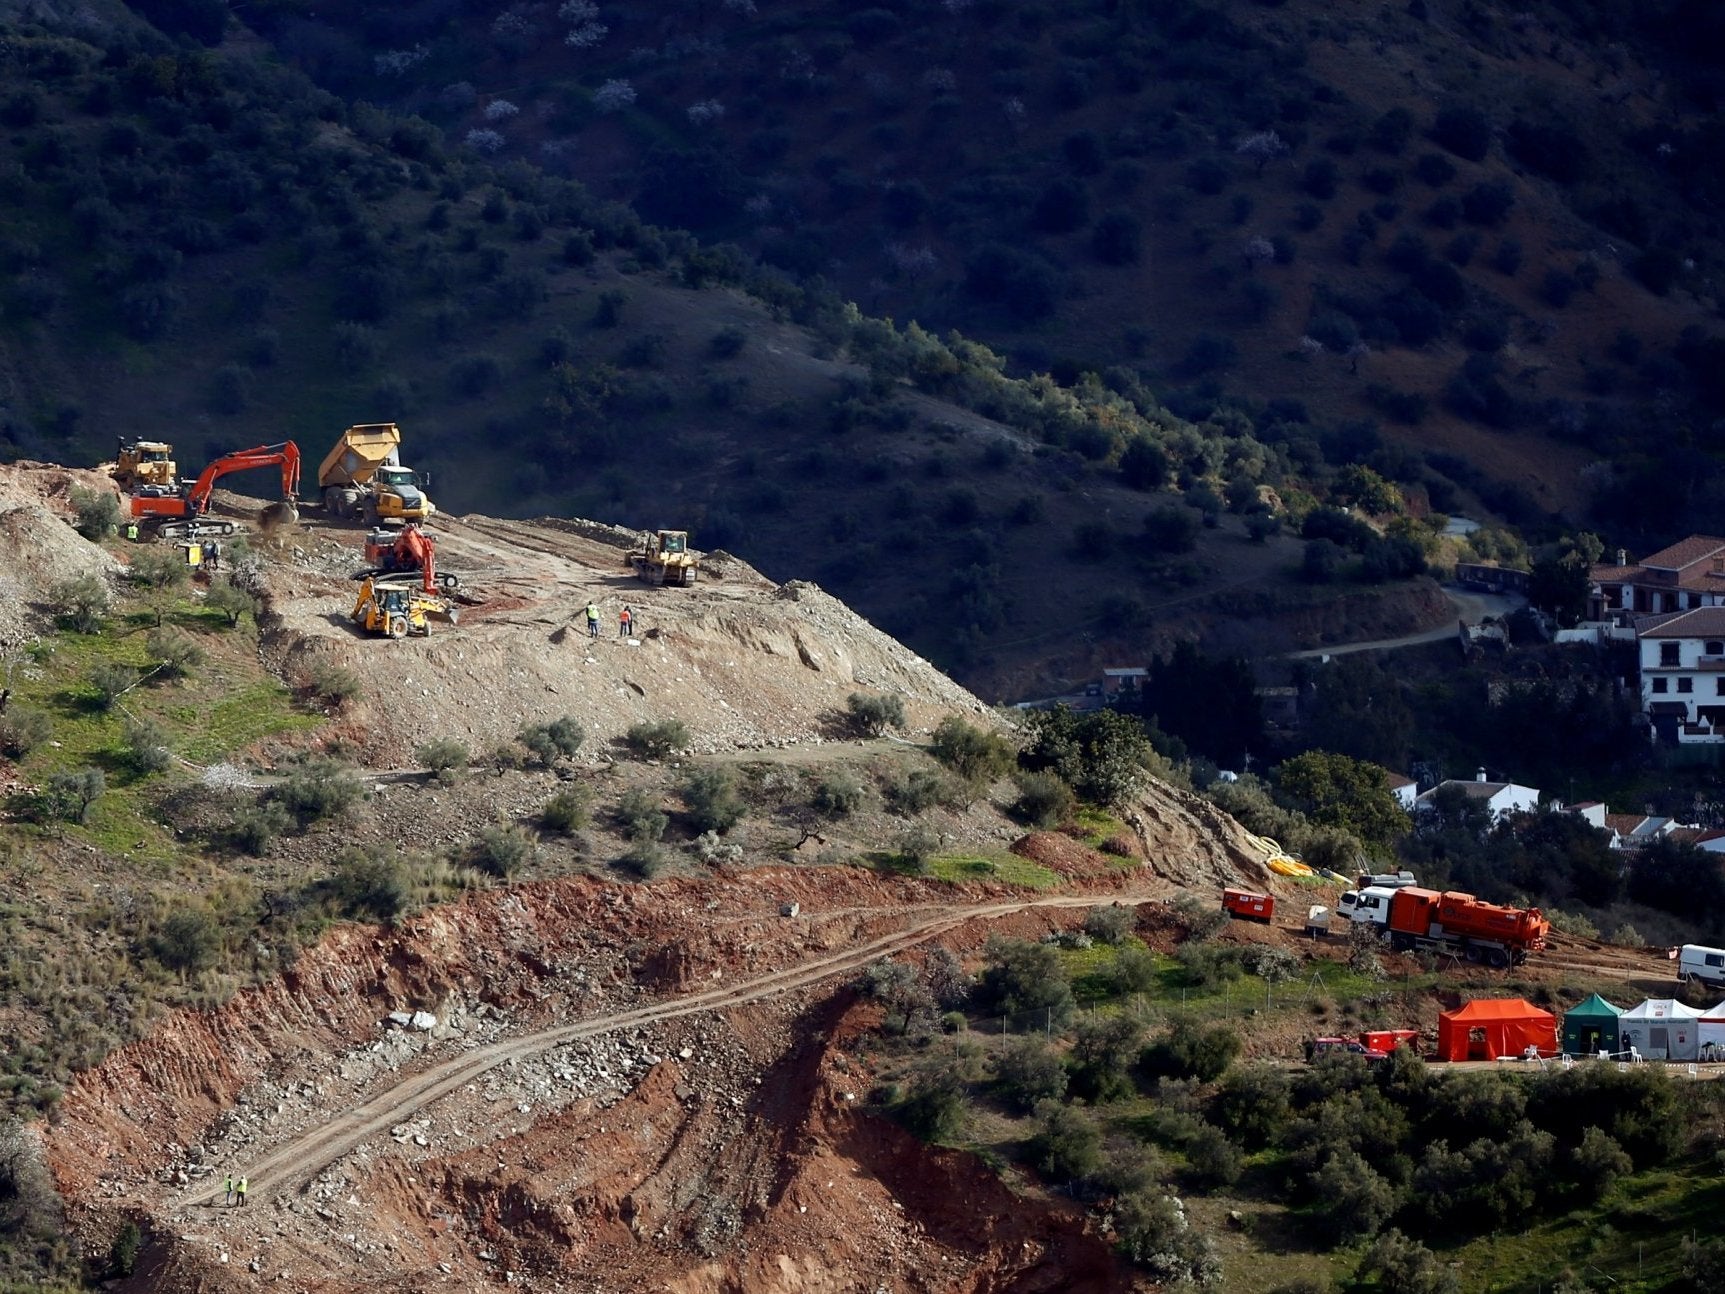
[329,846,409,922]
[618,788,668,841]
[1084,904,1135,945]
[32,767,105,823]
[69,486,119,539]
[681,766,744,833]
[994,1035,1068,1113]
[812,770,866,817]
[1030,1101,1103,1183]
[1114,1191,1222,1285]
[1211,1063,1291,1149]
[895,823,941,872]
[519,715,585,765]
[50,573,109,632]
[204,578,257,626]
[1111,944,1158,994]
[151,908,220,973]
[709,325,746,358]
[1309,1150,1398,1243]
[89,662,136,708]
[1007,769,1069,831]
[226,800,291,856]
[619,841,664,879]
[1185,1123,1244,1187]
[1143,1020,1241,1081]
[622,719,689,760]
[123,718,172,774]
[540,787,592,833]
[845,692,906,737]
[1359,1228,1457,1294]
[272,761,362,822]
[1431,104,1491,161]
[1071,1012,1146,1102]
[0,705,52,758]
[147,627,203,680]
[465,824,536,877]
[929,716,1015,783]
[416,737,469,777]
[897,1065,966,1143]
[886,767,949,815]
[975,936,1075,1030]
[1092,211,1142,265]
[306,662,362,706]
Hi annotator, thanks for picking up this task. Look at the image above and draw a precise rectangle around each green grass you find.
[1434,1164,1724,1291]
[926,852,1060,890]
[9,599,321,861]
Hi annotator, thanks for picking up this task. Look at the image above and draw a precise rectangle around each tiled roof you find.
[1639,535,1725,571]
[1637,607,1725,639]
[1383,770,1415,788]
[1590,564,1639,581]
[1605,813,1649,835]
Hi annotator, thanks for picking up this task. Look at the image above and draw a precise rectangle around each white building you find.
[1635,606,1725,743]
[1385,772,1417,812]
[1413,768,1540,821]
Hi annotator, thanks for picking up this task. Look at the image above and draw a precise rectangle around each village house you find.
[1413,769,1540,821]
[1566,800,1693,849]
[1385,772,1417,812]
[1590,535,1725,624]
[1634,606,1725,743]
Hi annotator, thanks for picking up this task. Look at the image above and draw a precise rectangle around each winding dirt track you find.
[182,892,1140,1211]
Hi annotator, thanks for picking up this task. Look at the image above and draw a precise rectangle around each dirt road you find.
[176,890,1155,1210]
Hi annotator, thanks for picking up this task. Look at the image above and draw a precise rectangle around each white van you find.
[1678,944,1725,987]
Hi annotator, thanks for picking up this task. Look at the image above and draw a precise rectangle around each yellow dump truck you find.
[318,423,435,525]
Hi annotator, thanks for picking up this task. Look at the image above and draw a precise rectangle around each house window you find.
[1652,678,1668,693]
[1708,641,1725,656]
[1718,678,1725,696]
[1660,642,1681,667]
[1679,678,1694,694]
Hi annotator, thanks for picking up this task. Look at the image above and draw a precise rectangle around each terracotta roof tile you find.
[1637,607,1725,638]
[1639,535,1725,571]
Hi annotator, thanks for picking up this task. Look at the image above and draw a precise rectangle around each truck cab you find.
[1338,885,1397,927]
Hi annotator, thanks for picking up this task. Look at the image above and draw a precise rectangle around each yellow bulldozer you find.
[112,438,177,490]
[351,575,457,639]
[627,530,699,587]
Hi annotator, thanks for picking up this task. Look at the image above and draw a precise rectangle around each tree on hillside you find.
[1132,641,1263,769]
[1018,707,1152,807]
[1274,751,1410,853]
[1297,658,1417,771]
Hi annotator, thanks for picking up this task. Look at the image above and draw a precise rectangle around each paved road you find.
[1287,585,1525,660]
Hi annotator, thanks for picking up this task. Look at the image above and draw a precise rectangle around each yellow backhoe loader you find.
[351,575,457,639]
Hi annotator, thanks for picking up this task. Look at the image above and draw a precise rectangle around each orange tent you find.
[1436,998,1558,1061]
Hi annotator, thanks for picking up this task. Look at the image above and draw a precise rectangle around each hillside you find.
[0,1,1598,701]
[242,0,1725,543]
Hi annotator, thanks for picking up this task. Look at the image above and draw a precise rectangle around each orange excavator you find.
[129,442,301,540]
[360,522,458,593]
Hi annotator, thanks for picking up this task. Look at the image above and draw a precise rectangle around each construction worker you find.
[236,1175,248,1207]
[585,602,600,638]
[207,538,221,571]
[618,605,633,639]
[223,1173,234,1207]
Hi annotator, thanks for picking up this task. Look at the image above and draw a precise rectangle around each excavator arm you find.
[184,442,302,515]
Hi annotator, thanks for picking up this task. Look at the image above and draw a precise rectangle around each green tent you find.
[1562,993,1623,1057]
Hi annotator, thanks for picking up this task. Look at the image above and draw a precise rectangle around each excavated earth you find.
[8,478,1293,1292]
[46,869,1158,1293]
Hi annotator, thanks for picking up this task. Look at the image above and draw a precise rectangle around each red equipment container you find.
[1222,888,1275,924]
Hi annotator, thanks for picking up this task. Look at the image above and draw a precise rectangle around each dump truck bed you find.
[318,423,402,488]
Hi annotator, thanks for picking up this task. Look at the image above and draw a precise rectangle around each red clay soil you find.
[45,866,1155,1294]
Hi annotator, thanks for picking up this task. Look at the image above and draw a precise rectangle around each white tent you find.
[1699,1002,1725,1060]
[1620,999,1703,1061]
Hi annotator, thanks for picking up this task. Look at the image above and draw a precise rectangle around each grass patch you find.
[926,852,1060,889]
[8,599,321,861]
[1440,1164,1725,1292]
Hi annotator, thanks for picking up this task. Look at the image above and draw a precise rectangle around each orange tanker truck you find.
[1338,884,1548,968]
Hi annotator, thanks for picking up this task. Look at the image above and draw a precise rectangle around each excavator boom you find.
[130,441,301,536]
